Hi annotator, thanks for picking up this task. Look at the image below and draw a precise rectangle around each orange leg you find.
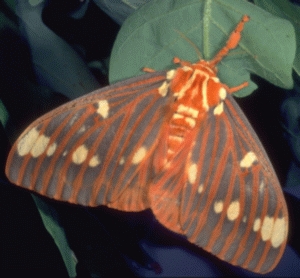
[173,57,193,67]
[143,67,156,73]
[224,81,249,94]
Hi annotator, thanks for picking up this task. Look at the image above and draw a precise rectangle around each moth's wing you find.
[149,95,288,274]
[6,71,168,211]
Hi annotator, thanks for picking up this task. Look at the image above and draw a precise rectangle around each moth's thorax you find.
[164,63,227,163]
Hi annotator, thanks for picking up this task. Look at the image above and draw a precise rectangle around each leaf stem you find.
[203,0,212,59]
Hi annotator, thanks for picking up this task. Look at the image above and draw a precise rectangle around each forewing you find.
[150,95,288,273]
[6,71,168,210]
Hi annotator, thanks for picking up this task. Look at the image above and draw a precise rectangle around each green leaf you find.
[109,0,296,97]
[32,196,77,278]
[0,99,9,128]
[254,0,300,77]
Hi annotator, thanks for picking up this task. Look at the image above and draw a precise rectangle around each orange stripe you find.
[90,91,163,205]
[186,118,224,243]
[43,109,91,199]
[178,121,212,232]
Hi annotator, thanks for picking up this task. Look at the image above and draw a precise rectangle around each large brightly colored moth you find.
[5,15,288,273]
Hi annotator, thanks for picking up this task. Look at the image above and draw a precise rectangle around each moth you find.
[6,15,288,273]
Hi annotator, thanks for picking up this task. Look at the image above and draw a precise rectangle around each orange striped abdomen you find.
[165,64,225,163]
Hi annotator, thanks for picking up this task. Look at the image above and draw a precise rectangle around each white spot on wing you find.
[46,142,57,156]
[188,163,197,184]
[31,134,50,158]
[259,181,266,194]
[78,125,86,133]
[119,156,125,165]
[219,87,226,100]
[158,81,169,97]
[72,145,88,165]
[261,216,274,241]
[198,184,204,194]
[214,200,224,214]
[227,200,240,221]
[132,147,147,164]
[17,127,40,156]
[240,151,257,168]
[89,155,100,167]
[213,102,224,115]
[253,218,261,232]
[166,69,176,80]
[271,217,287,248]
[69,114,79,126]
[97,100,109,118]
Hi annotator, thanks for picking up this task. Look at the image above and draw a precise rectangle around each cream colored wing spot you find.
[158,81,169,97]
[213,102,224,116]
[188,163,197,184]
[271,217,287,248]
[261,216,274,241]
[31,134,50,158]
[17,127,40,156]
[132,146,147,165]
[72,145,88,165]
[62,151,68,157]
[219,87,226,100]
[253,218,261,232]
[227,200,240,221]
[166,69,176,80]
[240,151,257,168]
[259,181,266,194]
[46,142,57,157]
[119,156,125,165]
[97,100,109,119]
[89,155,100,167]
[78,125,86,134]
[69,114,80,126]
[214,200,224,214]
[198,184,204,194]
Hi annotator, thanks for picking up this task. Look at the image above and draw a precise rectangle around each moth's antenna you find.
[175,30,203,60]
[209,15,249,67]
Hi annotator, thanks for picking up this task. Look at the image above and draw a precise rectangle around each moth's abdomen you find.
[164,65,226,164]
[166,104,198,161]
